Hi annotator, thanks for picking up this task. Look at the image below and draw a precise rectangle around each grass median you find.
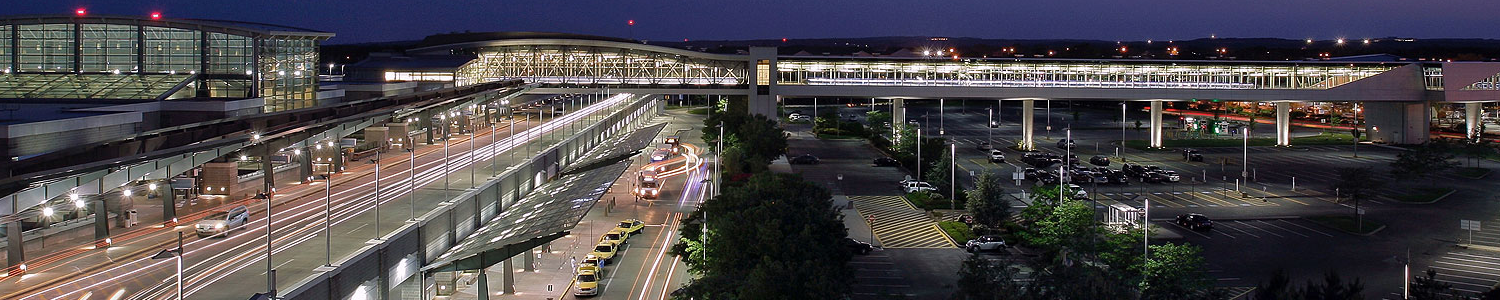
[1391,187,1454,203]
[1307,215,1384,235]
[1456,167,1491,179]
[939,221,976,245]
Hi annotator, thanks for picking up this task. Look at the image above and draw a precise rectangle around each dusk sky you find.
[10,1,1499,44]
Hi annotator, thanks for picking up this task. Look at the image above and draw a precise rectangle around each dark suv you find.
[1183,149,1204,162]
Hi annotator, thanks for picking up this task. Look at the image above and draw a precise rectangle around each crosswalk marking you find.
[849,195,956,249]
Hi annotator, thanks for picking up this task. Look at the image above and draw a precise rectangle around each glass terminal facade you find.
[0,16,331,111]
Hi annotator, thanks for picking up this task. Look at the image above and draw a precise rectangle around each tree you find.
[925,150,955,200]
[956,254,1019,299]
[1391,143,1459,184]
[1027,199,1095,250]
[1256,269,1298,300]
[1300,271,1363,300]
[670,173,852,300]
[865,110,892,133]
[1332,167,1380,205]
[965,172,1010,231]
[1140,243,1213,299]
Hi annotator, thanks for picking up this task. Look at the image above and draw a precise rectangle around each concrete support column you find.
[161,179,176,223]
[1021,100,1035,150]
[423,111,435,145]
[501,258,515,295]
[260,145,276,197]
[476,270,489,300]
[298,147,313,183]
[1276,102,1292,147]
[1467,102,1483,139]
[1149,100,1164,148]
[524,247,536,272]
[92,197,109,246]
[1365,101,1431,144]
[7,196,23,269]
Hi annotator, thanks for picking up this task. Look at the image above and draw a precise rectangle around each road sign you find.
[1013,172,1023,180]
[1462,220,1482,231]
[866,214,876,223]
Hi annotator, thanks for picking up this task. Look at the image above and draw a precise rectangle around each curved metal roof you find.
[0,14,333,39]
[408,33,747,61]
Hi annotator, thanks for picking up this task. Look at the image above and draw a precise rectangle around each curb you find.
[1389,189,1457,205]
[1303,216,1386,236]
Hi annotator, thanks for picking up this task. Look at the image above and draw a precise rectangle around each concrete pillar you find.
[1365,101,1430,144]
[161,179,176,223]
[260,145,276,196]
[365,127,390,150]
[92,197,109,246]
[1021,100,1035,150]
[524,248,535,272]
[476,270,489,300]
[1467,102,1483,139]
[201,162,237,196]
[1276,102,1291,147]
[298,147,313,183]
[7,196,23,269]
[423,111,435,145]
[892,98,905,140]
[1149,100,1164,148]
[501,258,515,295]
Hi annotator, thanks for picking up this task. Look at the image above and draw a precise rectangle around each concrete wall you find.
[1365,101,1431,144]
[277,94,661,300]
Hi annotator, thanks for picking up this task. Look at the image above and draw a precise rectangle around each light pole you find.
[1142,196,1150,288]
[151,232,186,300]
[407,133,416,221]
[265,179,275,296]
[469,118,476,188]
[1121,102,1127,156]
[949,143,956,210]
[373,150,381,241]
[988,107,994,147]
[324,154,332,267]
[917,126,923,182]
[441,115,450,199]
[939,98,945,135]
[1242,128,1249,179]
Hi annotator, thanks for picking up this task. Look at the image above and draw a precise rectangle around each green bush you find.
[939,221,977,244]
[904,192,953,210]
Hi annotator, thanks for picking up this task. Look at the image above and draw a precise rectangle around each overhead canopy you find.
[422,122,667,273]
[0,73,194,100]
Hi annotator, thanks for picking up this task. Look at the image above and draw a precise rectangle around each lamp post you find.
[939,98,945,135]
[917,126,923,182]
[324,156,332,267]
[408,133,416,221]
[949,143,956,210]
[151,232,186,300]
[373,150,381,241]
[1121,102,1127,156]
[988,107,994,147]
[1242,128,1249,179]
[441,115,450,199]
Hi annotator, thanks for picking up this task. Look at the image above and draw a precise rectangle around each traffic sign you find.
[866,214,876,223]
[1462,220,1482,230]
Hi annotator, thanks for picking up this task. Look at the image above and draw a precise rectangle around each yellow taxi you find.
[618,219,645,234]
[601,228,630,248]
[574,269,600,296]
[589,241,619,263]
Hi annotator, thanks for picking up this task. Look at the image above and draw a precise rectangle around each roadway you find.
[3,94,635,300]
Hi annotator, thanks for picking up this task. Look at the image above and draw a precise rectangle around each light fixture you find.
[42,207,54,217]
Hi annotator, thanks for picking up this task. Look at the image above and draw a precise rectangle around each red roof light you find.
[627,20,635,26]
[74,8,86,16]
[150,12,162,20]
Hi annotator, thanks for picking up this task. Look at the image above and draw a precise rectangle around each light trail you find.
[33,94,638,300]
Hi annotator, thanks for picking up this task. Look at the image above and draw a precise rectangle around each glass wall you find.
[16,24,74,72]
[258,38,318,111]
[80,24,138,73]
[143,26,198,74]
[1,25,10,73]
[776,59,1397,90]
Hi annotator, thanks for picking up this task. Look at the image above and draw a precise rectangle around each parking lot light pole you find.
[1121,102,1127,156]
[950,143,956,210]
[988,107,994,146]
[1242,129,1250,179]
[408,134,416,221]
[374,151,380,241]
[917,127,923,182]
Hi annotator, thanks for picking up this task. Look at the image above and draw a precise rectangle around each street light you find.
[151,232,185,300]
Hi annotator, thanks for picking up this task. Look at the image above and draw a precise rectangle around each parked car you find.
[1065,184,1088,199]
[903,181,938,193]
[989,121,1000,128]
[618,219,645,234]
[843,238,875,255]
[789,113,810,122]
[790,154,820,164]
[1089,155,1110,166]
[1056,139,1076,148]
[575,269,601,296]
[988,150,1006,163]
[966,235,1007,252]
[873,157,901,167]
[195,205,249,238]
[1159,170,1181,182]
[1183,148,1204,162]
[976,142,993,151]
[1106,171,1131,184]
[1141,171,1166,183]
[1175,213,1214,230]
[589,241,619,263]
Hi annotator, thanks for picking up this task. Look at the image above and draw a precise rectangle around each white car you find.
[903,181,937,193]
[789,113,810,122]
[196,205,249,238]
[1065,184,1088,199]
[988,150,1006,163]
[966,235,1007,252]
